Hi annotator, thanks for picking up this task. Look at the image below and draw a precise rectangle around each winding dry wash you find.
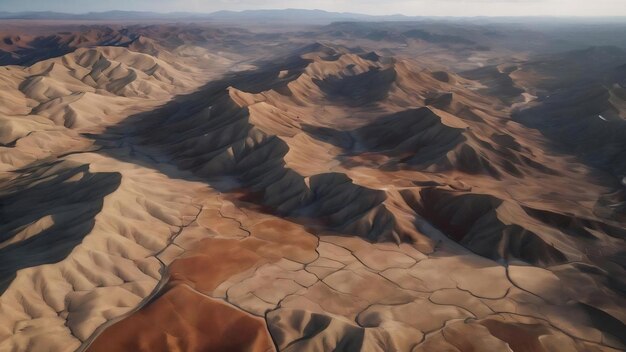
[0,9,625,352]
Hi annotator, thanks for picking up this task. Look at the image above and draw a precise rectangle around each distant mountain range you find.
[0,9,413,23]
[0,9,624,24]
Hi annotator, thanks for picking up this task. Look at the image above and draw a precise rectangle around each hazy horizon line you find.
[1,8,626,19]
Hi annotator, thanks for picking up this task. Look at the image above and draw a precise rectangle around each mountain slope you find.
[0,26,624,352]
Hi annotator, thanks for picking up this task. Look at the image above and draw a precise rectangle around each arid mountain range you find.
[0,11,625,352]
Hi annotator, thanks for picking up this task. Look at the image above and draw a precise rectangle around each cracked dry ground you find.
[0,42,625,352]
[89,195,615,352]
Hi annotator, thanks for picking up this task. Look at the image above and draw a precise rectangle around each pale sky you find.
[0,0,625,17]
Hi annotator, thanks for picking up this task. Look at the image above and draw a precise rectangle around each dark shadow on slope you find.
[302,107,466,170]
[313,67,396,106]
[267,309,365,352]
[514,83,626,181]
[460,65,524,105]
[0,161,120,293]
[401,188,569,267]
